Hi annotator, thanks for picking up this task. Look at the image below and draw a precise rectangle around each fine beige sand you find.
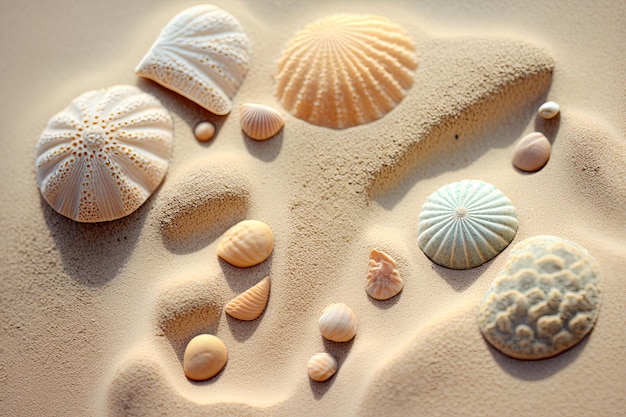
[1,1,625,416]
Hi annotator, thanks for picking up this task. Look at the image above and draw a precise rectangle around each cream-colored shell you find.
[538,101,560,119]
[193,121,216,142]
[183,334,228,380]
[319,303,357,342]
[307,352,338,382]
[512,132,551,172]
[135,5,251,115]
[239,103,284,140]
[35,85,173,223]
[217,220,274,267]
[366,249,403,300]
[225,277,271,321]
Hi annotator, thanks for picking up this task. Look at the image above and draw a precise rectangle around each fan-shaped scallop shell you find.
[135,5,251,115]
[417,180,518,270]
[319,303,357,342]
[239,103,284,140]
[35,85,173,223]
[307,352,338,382]
[217,220,274,267]
[225,277,271,321]
[366,249,403,300]
[275,14,417,129]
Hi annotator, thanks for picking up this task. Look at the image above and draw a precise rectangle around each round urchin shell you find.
[477,235,602,360]
[35,85,173,222]
[417,180,518,269]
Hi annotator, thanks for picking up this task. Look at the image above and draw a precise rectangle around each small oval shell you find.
[239,103,284,140]
[183,334,228,380]
[366,249,403,300]
[417,180,518,270]
[538,101,560,119]
[225,277,271,321]
[194,121,216,142]
[307,352,338,382]
[217,220,274,267]
[512,132,551,172]
[319,303,357,342]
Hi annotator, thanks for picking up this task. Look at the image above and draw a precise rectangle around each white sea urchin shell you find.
[136,5,251,115]
[35,85,173,223]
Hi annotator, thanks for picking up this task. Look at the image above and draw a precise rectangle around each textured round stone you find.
[478,235,601,360]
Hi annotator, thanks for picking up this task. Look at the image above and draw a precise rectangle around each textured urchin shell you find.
[417,180,518,269]
[225,277,271,321]
[477,235,601,360]
[136,5,251,115]
[275,14,417,129]
[239,103,284,140]
[217,220,274,267]
[366,249,403,300]
[35,85,173,223]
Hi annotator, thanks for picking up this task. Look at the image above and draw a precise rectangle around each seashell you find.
[477,235,601,360]
[35,85,173,223]
[136,5,251,115]
[319,303,357,342]
[239,103,284,140]
[417,180,518,270]
[225,277,271,321]
[512,132,551,172]
[193,121,216,142]
[366,249,403,300]
[217,220,274,267]
[183,334,228,380]
[538,101,560,119]
[307,352,338,382]
[275,14,417,129]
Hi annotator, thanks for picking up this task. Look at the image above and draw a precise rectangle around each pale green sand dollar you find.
[478,235,601,360]
[417,180,518,269]
[183,334,228,381]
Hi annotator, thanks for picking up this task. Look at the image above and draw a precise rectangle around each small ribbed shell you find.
[225,277,271,321]
[417,180,518,270]
[135,5,251,115]
[217,220,274,267]
[307,352,338,382]
[366,249,403,300]
[239,103,284,140]
[319,303,357,342]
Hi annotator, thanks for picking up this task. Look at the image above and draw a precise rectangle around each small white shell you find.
[319,303,357,342]
[217,220,274,267]
[193,121,216,142]
[512,132,551,172]
[366,249,403,300]
[239,103,284,140]
[183,334,228,381]
[307,352,338,382]
[538,101,560,119]
[225,277,271,321]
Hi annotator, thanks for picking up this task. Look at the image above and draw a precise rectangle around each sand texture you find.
[1,1,625,416]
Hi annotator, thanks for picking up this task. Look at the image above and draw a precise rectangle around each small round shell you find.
[194,121,216,142]
[239,103,284,140]
[225,277,271,321]
[183,334,228,380]
[319,303,357,342]
[307,352,338,382]
[512,132,551,172]
[366,249,403,300]
[217,220,274,267]
[538,101,560,119]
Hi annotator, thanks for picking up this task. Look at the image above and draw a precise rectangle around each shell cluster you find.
[307,352,338,382]
[225,277,271,321]
[366,249,403,300]
[512,132,551,172]
[319,303,357,342]
[239,103,284,140]
[217,220,274,267]
[35,85,173,223]
[478,235,602,360]
[183,334,228,380]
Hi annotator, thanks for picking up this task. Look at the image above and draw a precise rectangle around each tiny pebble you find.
[538,101,560,119]
[512,132,551,172]
[194,121,216,142]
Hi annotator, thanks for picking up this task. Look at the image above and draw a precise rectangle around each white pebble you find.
[538,101,560,119]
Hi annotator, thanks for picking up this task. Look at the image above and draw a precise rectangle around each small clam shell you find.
[512,132,551,172]
[307,352,338,382]
[538,101,560,119]
[319,303,357,342]
[183,334,228,381]
[225,277,271,321]
[366,249,403,300]
[217,220,274,267]
[239,103,284,140]
[193,121,216,142]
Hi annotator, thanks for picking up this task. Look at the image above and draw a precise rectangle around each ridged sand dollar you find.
[478,235,601,360]
[275,14,417,129]
[417,180,518,269]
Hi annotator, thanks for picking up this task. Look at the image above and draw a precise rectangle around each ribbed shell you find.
[366,249,403,300]
[225,277,271,321]
[239,103,284,140]
[275,14,417,129]
[135,5,251,115]
[307,352,338,382]
[417,180,518,270]
[217,220,274,267]
[35,85,173,223]
[319,303,357,342]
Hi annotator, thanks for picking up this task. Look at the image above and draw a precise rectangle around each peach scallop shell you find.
[35,85,173,223]
[319,303,357,342]
[417,180,518,270]
[307,352,338,382]
[136,5,251,115]
[275,14,417,129]
[217,220,274,267]
[239,103,285,140]
[366,249,403,300]
[225,277,271,321]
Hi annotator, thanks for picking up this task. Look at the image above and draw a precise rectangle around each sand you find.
[1,0,625,416]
